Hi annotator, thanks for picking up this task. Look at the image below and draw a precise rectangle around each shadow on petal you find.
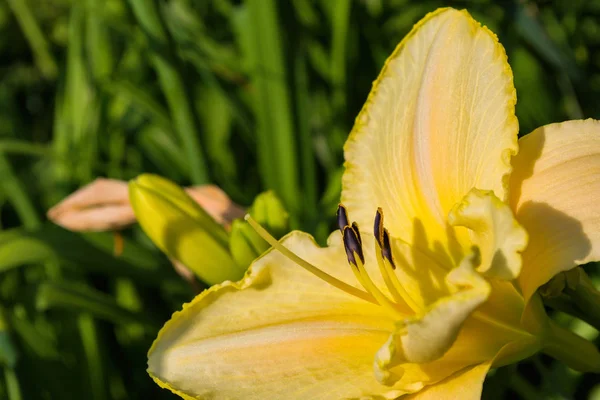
[517,201,591,302]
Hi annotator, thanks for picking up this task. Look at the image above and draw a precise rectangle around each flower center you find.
[246,205,417,317]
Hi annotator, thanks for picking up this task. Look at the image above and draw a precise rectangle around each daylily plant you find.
[147,8,600,399]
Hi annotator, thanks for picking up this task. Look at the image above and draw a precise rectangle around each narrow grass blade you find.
[235,0,300,218]
[127,0,209,184]
[78,314,106,400]
[293,52,317,228]
[6,0,57,79]
[36,282,156,326]
[0,156,39,229]
[3,368,22,400]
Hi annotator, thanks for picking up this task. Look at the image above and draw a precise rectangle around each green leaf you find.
[232,0,300,218]
[36,282,156,326]
[0,225,175,286]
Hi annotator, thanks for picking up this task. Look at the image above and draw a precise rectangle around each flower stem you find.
[542,319,600,372]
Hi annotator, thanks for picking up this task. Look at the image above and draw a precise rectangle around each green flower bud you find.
[229,219,270,270]
[229,191,289,270]
[129,174,243,285]
[248,191,289,239]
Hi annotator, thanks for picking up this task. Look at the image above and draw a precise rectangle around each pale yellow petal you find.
[375,252,490,384]
[148,231,411,400]
[386,235,451,311]
[449,189,528,280]
[342,7,518,254]
[403,361,492,400]
[510,119,600,302]
[403,333,542,400]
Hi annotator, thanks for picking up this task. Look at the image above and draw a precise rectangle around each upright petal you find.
[510,119,600,302]
[342,8,518,253]
[149,232,409,400]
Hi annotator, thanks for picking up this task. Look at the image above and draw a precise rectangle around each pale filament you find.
[245,215,377,304]
[246,206,414,319]
[373,239,417,313]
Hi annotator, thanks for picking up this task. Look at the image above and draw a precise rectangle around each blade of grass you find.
[293,52,317,229]
[104,80,173,132]
[127,0,208,184]
[0,308,17,369]
[242,0,300,219]
[6,0,57,79]
[0,156,39,230]
[9,312,59,361]
[0,235,56,272]
[137,126,189,179]
[195,84,237,184]
[85,0,114,81]
[36,282,157,326]
[0,225,177,286]
[78,314,106,400]
[3,368,21,400]
[330,0,351,112]
[0,140,49,157]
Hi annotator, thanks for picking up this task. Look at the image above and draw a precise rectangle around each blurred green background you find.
[1,0,600,398]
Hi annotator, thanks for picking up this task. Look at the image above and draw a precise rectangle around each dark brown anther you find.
[382,228,396,269]
[343,226,365,266]
[374,208,384,246]
[337,204,349,233]
[352,222,362,245]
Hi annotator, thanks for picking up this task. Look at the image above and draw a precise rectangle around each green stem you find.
[544,294,600,331]
[542,319,600,372]
[127,0,208,184]
[565,282,600,329]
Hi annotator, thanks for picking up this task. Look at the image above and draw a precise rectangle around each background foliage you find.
[1,0,600,398]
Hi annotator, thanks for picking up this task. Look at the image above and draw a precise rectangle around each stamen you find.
[342,225,364,265]
[342,226,404,318]
[382,229,396,269]
[374,240,418,312]
[245,215,377,304]
[337,204,349,232]
[372,208,415,312]
[374,207,384,245]
[352,222,362,245]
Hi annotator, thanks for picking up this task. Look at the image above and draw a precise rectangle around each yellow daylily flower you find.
[147,8,600,399]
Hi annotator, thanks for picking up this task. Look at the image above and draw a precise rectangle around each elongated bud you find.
[129,174,242,285]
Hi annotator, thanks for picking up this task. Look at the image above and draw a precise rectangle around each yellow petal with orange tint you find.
[148,231,409,400]
[342,8,518,254]
[375,252,490,384]
[510,119,600,302]
[403,361,492,400]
